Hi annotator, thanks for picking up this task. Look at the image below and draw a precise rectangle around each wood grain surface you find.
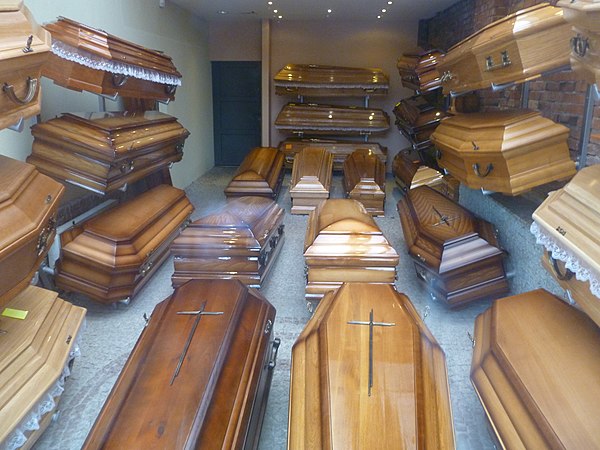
[290,147,333,214]
[224,147,285,199]
[343,148,386,216]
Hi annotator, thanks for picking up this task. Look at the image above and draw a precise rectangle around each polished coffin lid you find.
[290,147,333,197]
[0,285,86,448]
[343,149,385,215]
[0,156,63,309]
[558,0,600,31]
[392,151,458,201]
[397,50,444,93]
[288,282,455,449]
[274,63,389,96]
[224,147,285,199]
[28,111,189,194]
[84,279,276,449]
[471,289,600,449]
[277,138,387,168]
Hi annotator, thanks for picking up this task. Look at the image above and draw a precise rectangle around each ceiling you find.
[169,0,458,22]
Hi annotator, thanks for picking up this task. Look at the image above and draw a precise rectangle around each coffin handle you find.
[165,84,177,95]
[485,50,511,71]
[435,149,442,160]
[36,218,56,256]
[547,252,574,281]
[22,35,34,53]
[473,162,493,178]
[139,259,154,277]
[120,160,134,173]
[440,70,454,83]
[3,77,38,105]
[112,74,128,87]
[268,338,281,369]
[571,35,589,58]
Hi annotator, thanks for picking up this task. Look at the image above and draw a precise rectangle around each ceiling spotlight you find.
[274,9,278,12]
[388,1,392,4]
[377,15,381,18]
[218,10,228,14]
[327,8,332,13]
[381,8,387,12]
[268,1,272,4]
[278,15,282,18]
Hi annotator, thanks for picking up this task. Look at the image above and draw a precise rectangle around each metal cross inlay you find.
[170,301,223,385]
[347,309,395,396]
[431,206,458,227]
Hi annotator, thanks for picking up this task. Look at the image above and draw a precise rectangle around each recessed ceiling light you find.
[327,8,332,13]
[218,10,228,14]
[274,9,278,12]
[381,8,387,12]
[388,1,392,4]
[377,15,381,18]
[278,15,282,18]
[268,1,272,4]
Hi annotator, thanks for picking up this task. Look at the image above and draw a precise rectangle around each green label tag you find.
[2,308,28,320]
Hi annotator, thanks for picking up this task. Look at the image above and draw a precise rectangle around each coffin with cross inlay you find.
[397,186,507,308]
[224,147,285,199]
[288,282,455,449]
[83,279,278,450]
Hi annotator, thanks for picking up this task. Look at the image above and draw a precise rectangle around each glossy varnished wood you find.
[393,97,447,146]
[471,289,600,449]
[396,50,444,93]
[342,149,386,216]
[224,147,285,199]
[83,279,277,450]
[290,147,333,214]
[288,283,455,449]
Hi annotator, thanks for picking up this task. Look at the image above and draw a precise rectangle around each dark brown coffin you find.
[396,50,444,93]
[83,279,279,450]
[55,184,194,304]
[27,111,189,195]
[171,196,284,288]
[397,186,508,307]
[42,17,181,101]
[290,147,333,215]
[224,147,285,199]
[343,149,386,216]
[471,289,600,449]
[0,155,64,308]
[393,96,447,147]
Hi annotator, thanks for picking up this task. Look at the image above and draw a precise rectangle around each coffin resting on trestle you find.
[290,147,333,215]
[83,279,279,450]
[342,148,386,216]
[55,184,194,304]
[430,109,576,196]
[0,1,50,131]
[531,164,600,327]
[0,156,64,309]
[42,16,181,101]
[398,186,508,307]
[396,49,444,93]
[171,196,284,289]
[27,111,189,195]
[273,63,389,97]
[0,285,85,450]
[289,282,455,449]
[304,199,399,310]
[471,289,600,449]
[438,3,572,95]
[224,147,285,199]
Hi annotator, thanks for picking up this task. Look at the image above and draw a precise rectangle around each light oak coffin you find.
[171,196,284,289]
[398,186,508,307]
[275,102,390,136]
[0,285,85,450]
[274,63,389,97]
[531,164,600,327]
[27,111,189,195]
[55,184,194,304]
[397,50,444,93]
[0,1,50,131]
[430,109,576,195]
[438,4,572,95]
[304,199,399,309]
[290,147,333,215]
[0,155,64,309]
[288,282,455,450]
[83,279,278,450]
[224,147,285,199]
[342,149,386,216]
[42,17,181,101]
[471,289,600,449]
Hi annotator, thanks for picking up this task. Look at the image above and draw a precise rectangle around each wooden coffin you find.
[430,109,576,196]
[304,199,399,309]
[274,102,390,136]
[42,17,181,101]
[290,147,333,215]
[289,282,455,449]
[471,289,600,449]
[0,156,64,309]
[274,63,389,97]
[224,147,285,199]
[398,186,508,307]
[393,98,447,147]
[277,138,387,170]
[397,50,444,93]
[438,4,572,95]
[531,164,600,327]
[171,196,285,289]
[27,111,189,195]
[83,279,279,450]
[55,184,194,304]
[0,285,85,450]
[0,1,50,131]
[342,149,386,216]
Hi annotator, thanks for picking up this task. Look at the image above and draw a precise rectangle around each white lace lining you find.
[530,221,600,299]
[51,40,182,87]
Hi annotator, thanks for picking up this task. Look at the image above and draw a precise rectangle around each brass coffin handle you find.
[112,74,129,87]
[547,252,574,281]
[571,35,589,58]
[485,50,511,71]
[3,77,38,105]
[473,162,493,178]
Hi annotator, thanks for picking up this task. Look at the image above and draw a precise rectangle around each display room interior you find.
[1,0,599,449]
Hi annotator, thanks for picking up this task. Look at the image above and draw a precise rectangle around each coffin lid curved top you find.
[0,1,50,57]
[274,63,389,88]
[52,111,183,131]
[316,199,380,234]
[232,147,280,181]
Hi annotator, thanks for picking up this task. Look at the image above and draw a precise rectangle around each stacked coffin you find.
[224,146,285,199]
[396,49,444,94]
[303,199,399,311]
[393,95,447,151]
[398,186,508,307]
[289,147,333,215]
[171,196,284,289]
[430,109,576,196]
[83,279,279,449]
[0,156,86,449]
[289,282,455,449]
[342,148,386,216]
